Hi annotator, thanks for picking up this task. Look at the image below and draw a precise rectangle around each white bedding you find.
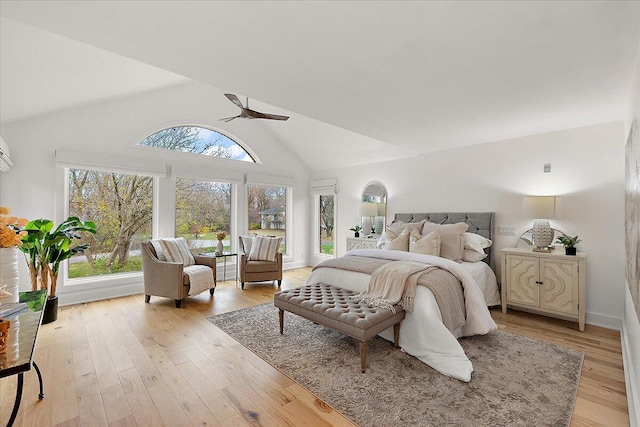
[305,249,499,382]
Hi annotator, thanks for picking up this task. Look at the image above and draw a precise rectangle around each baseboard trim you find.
[586,311,623,331]
[622,321,639,427]
[59,281,144,306]
[283,261,308,271]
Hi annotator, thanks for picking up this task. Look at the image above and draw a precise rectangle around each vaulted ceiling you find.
[1,1,639,170]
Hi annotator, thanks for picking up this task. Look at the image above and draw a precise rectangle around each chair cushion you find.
[244,259,280,273]
[248,235,282,261]
[239,235,255,254]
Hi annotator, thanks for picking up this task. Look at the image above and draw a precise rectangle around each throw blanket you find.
[183,265,215,296]
[353,261,436,313]
[316,256,466,333]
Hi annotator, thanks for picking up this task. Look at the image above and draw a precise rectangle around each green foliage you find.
[349,225,362,233]
[321,243,334,255]
[555,235,581,248]
[249,222,261,230]
[69,256,142,278]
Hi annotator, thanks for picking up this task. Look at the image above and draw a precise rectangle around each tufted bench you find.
[274,283,406,373]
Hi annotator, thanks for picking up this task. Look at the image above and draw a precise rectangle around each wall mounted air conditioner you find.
[0,137,14,172]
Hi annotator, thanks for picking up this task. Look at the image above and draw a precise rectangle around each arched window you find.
[137,126,255,162]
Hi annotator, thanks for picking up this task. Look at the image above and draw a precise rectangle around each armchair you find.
[238,236,283,290]
[141,240,216,308]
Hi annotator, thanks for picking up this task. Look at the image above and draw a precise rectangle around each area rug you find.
[208,303,583,427]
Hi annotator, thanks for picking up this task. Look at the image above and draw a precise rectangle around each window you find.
[319,194,335,255]
[247,184,287,253]
[136,126,255,162]
[68,169,153,278]
[175,178,231,253]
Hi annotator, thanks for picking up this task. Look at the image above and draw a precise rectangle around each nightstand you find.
[501,247,586,331]
[346,236,379,251]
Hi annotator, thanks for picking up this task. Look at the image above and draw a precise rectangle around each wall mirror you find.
[360,182,387,237]
[517,228,566,249]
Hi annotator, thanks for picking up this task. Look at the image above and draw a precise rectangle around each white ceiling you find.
[1,1,639,169]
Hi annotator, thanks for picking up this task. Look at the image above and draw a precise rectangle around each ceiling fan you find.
[219,93,289,122]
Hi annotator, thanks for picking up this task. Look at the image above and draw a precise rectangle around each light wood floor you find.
[1,268,629,426]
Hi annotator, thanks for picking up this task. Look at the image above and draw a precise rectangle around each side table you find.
[0,290,47,426]
[199,252,239,287]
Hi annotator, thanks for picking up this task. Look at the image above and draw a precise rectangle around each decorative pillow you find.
[421,222,469,262]
[239,235,255,255]
[409,229,441,256]
[150,239,167,261]
[386,219,426,237]
[461,232,492,262]
[248,235,282,261]
[385,227,410,251]
[159,237,195,266]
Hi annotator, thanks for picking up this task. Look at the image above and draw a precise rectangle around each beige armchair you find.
[238,236,283,290]
[141,240,216,308]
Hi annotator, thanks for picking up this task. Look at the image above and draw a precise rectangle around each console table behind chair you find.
[0,290,47,427]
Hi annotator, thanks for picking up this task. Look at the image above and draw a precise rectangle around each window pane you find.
[176,179,231,253]
[137,126,255,162]
[68,169,153,278]
[319,195,334,255]
[247,185,286,253]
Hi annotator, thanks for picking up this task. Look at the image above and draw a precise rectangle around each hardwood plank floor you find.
[1,267,629,426]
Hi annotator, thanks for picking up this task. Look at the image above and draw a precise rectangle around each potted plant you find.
[20,216,96,323]
[555,235,581,256]
[349,225,362,238]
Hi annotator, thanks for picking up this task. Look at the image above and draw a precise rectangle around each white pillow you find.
[248,236,282,261]
[463,232,492,252]
[409,229,441,256]
[159,237,195,266]
[462,249,488,262]
[461,232,492,262]
[385,227,410,251]
[239,235,255,254]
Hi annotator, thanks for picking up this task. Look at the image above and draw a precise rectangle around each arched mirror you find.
[517,228,567,249]
[360,182,387,237]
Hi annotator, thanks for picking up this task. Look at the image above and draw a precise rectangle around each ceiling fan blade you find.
[224,93,245,110]
[260,113,289,121]
[218,115,239,122]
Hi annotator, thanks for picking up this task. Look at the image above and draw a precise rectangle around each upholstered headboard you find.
[394,212,495,269]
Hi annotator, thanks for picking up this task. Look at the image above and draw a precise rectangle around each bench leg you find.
[360,341,367,373]
[278,309,284,334]
[394,322,401,348]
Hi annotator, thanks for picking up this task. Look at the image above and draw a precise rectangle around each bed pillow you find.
[385,227,410,251]
[409,229,441,256]
[387,219,426,237]
[462,232,492,262]
[248,235,282,261]
[421,222,469,262]
[159,237,195,266]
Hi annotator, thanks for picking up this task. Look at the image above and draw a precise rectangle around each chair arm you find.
[276,252,283,269]
[193,255,216,269]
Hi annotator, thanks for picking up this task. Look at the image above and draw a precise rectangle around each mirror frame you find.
[361,181,387,236]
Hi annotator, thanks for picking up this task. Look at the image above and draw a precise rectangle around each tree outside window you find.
[68,169,153,278]
[319,194,334,254]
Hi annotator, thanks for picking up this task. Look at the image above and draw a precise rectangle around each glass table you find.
[0,290,47,427]
[199,252,238,287]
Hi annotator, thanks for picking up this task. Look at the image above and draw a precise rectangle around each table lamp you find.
[522,196,555,252]
[359,202,378,236]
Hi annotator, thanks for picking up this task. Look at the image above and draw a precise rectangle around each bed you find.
[305,212,500,382]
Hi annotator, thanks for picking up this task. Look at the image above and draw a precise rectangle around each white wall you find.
[313,121,626,329]
[622,35,640,427]
[0,81,310,303]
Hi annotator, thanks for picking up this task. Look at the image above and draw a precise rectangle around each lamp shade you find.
[522,196,555,219]
[359,202,377,217]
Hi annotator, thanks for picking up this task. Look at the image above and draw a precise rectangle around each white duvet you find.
[305,249,499,382]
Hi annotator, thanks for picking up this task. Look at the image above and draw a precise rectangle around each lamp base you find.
[532,219,553,248]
